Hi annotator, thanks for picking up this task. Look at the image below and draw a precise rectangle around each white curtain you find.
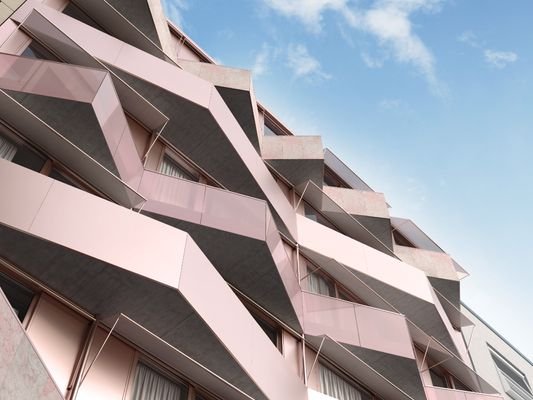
[320,364,363,400]
[131,363,186,400]
[308,270,333,296]
[158,155,191,180]
[0,135,17,161]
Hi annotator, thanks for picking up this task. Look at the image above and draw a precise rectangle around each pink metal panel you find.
[0,163,186,289]
[139,170,206,225]
[26,295,90,395]
[426,387,467,400]
[296,215,435,303]
[201,186,266,241]
[208,87,298,239]
[178,238,308,400]
[303,292,360,346]
[76,328,136,400]
[0,159,53,230]
[265,213,304,325]
[355,305,414,359]
[0,54,103,103]
[425,387,504,400]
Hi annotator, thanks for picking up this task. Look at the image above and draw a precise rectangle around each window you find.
[426,363,471,392]
[158,154,198,182]
[0,134,17,161]
[131,363,188,400]
[0,271,34,322]
[429,369,448,388]
[305,259,364,304]
[308,269,336,297]
[490,348,532,400]
[392,230,416,248]
[319,364,372,400]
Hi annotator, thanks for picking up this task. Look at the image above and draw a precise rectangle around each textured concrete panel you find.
[0,289,64,400]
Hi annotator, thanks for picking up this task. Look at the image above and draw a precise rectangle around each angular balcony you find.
[323,186,393,249]
[302,291,413,359]
[297,180,396,257]
[409,322,502,396]
[262,135,324,187]
[138,169,303,332]
[296,214,461,358]
[0,160,307,400]
[394,245,460,282]
[178,60,262,151]
[0,53,148,207]
[18,6,298,238]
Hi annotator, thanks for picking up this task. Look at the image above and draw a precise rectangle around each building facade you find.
[0,1,530,400]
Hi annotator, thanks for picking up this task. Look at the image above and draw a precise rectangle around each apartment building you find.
[0,1,530,400]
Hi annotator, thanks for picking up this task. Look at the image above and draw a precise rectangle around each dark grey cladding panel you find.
[350,215,393,251]
[6,91,119,176]
[216,87,260,152]
[269,159,324,188]
[345,345,425,400]
[349,269,459,356]
[428,277,460,308]
[0,224,266,400]
[144,212,302,333]
[103,0,161,46]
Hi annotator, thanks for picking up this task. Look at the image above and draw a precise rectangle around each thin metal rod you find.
[294,181,310,211]
[79,316,121,386]
[420,337,431,371]
[143,119,169,164]
[307,336,326,382]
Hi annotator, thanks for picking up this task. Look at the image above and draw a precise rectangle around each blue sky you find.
[163,0,533,359]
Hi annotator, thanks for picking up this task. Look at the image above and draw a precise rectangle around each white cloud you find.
[261,0,347,33]
[287,44,331,80]
[162,0,188,28]
[252,43,272,77]
[379,98,402,110]
[361,52,385,68]
[262,0,447,96]
[458,30,480,48]
[484,50,518,69]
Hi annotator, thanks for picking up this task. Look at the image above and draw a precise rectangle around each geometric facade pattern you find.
[0,2,530,400]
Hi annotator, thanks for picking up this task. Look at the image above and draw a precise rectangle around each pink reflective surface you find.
[296,214,434,303]
[140,170,206,224]
[355,304,413,358]
[425,387,504,400]
[0,53,104,103]
[0,161,186,289]
[202,186,266,240]
[303,292,360,346]
[26,295,90,395]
